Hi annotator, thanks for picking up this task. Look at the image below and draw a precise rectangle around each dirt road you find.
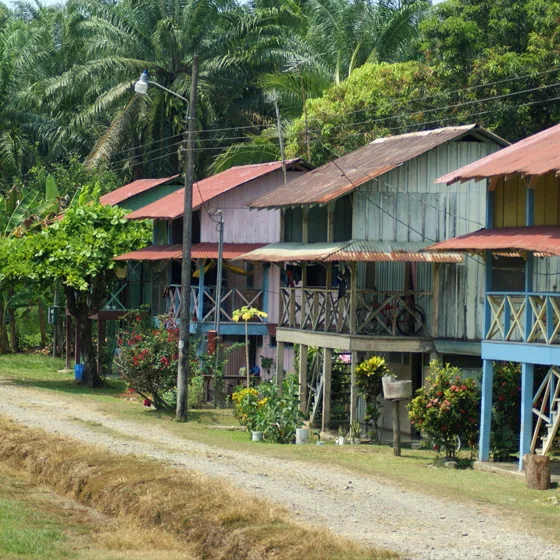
[0,379,557,560]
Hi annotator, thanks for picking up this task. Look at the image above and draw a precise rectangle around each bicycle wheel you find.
[396,304,426,336]
[357,305,384,335]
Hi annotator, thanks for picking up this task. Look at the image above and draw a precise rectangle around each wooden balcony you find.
[486,292,560,344]
[168,284,265,323]
[279,287,432,337]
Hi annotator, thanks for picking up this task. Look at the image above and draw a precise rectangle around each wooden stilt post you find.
[96,320,105,378]
[299,344,308,414]
[322,347,332,433]
[276,341,285,394]
[392,400,401,456]
[520,362,534,470]
[350,351,358,425]
[479,359,494,462]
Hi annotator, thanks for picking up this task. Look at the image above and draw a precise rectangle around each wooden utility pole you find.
[273,93,287,184]
[176,55,198,422]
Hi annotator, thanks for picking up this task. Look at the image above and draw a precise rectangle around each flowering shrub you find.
[355,356,388,440]
[232,387,262,432]
[116,311,203,410]
[490,361,522,460]
[232,374,304,443]
[408,361,480,458]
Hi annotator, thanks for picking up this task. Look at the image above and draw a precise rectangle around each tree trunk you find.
[8,289,17,353]
[523,454,551,490]
[65,286,104,389]
[77,313,103,388]
[37,298,47,347]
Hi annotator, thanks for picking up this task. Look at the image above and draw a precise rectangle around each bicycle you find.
[357,294,427,336]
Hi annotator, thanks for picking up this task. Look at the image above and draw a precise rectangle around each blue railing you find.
[167,285,265,322]
[485,291,560,344]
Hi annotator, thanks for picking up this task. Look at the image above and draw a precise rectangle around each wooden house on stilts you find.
[427,123,560,469]
[241,125,507,435]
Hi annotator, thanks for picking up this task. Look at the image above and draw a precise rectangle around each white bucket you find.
[251,431,263,442]
[295,428,309,445]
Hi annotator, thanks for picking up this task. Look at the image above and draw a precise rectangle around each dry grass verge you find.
[0,417,396,560]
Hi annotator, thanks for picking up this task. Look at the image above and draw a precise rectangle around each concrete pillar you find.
[350,350,358,424]
[479,359,494,462]
[276,341,285,394]
[322,347,333,433]
[519,362,534,470]
[299,344,308,414]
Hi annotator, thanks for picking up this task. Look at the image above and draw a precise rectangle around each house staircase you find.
[531,367,560,455]
[306,350,324,426]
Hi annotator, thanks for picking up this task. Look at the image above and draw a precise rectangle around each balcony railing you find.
[279,287,432,336]
[167,284,264,322]
[486,292,560,344]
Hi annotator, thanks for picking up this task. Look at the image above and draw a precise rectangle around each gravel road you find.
[0,379,557,560]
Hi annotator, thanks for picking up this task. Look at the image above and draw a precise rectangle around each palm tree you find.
[213,0,427,170]
[21,0,289,178]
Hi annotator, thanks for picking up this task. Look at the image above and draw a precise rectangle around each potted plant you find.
[337,425,346,445]
[348,421,362,444]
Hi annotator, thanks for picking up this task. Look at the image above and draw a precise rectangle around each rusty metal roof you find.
[100,175,180,206]
[114,243,265,261]
[437,123,560,185]
[324,240,463,263]
[249,125,506,208]
[126,160,307,220]
[234,240,463,263]
[191,243,266,259]
[114,244,182,261]
[426,226,560,256]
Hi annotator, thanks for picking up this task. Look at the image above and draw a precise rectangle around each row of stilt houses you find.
[107,122,560,470]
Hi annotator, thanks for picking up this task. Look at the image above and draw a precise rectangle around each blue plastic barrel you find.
[74,364,84,381]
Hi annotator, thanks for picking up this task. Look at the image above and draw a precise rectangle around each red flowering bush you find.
[115,311,181,409]
[408,361,480,458]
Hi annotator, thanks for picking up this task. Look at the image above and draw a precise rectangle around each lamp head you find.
[134,70,149,94]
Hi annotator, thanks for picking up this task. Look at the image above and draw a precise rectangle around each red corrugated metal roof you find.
[437,123,560,185]
[114,243,265,261]
[426,226,560,256]
[100,175,180,206]
[126,160,305,220]
[249,125,506,208]
[114,244,182,261]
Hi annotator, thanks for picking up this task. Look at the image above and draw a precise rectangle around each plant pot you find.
[295,428,309,445]
[382,375,412,400]
[251,431,263,442]
[337,436,346,445]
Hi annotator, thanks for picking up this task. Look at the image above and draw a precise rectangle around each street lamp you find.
[134,63,199,422]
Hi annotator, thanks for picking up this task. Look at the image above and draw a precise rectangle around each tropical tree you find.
[22,0,290,179]
[0,175,60,352]
[10,187,151,387]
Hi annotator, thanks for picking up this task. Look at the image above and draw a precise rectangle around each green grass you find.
[0,464,198,560]
[0,354,126,397]
[0,496,67,558]
[1,353,559,545]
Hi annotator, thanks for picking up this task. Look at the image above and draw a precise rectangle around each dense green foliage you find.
[408,361,480,459]
[3,189,150,385]
[232,374,305,443]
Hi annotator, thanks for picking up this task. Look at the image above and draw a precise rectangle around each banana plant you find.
[0,175,60,352]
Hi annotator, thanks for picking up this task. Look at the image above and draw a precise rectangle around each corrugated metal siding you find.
[200,170,307,244]
[354,141,501,341]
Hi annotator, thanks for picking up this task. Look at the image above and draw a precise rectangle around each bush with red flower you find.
[408,361,480,458]
[116,310,197,410]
